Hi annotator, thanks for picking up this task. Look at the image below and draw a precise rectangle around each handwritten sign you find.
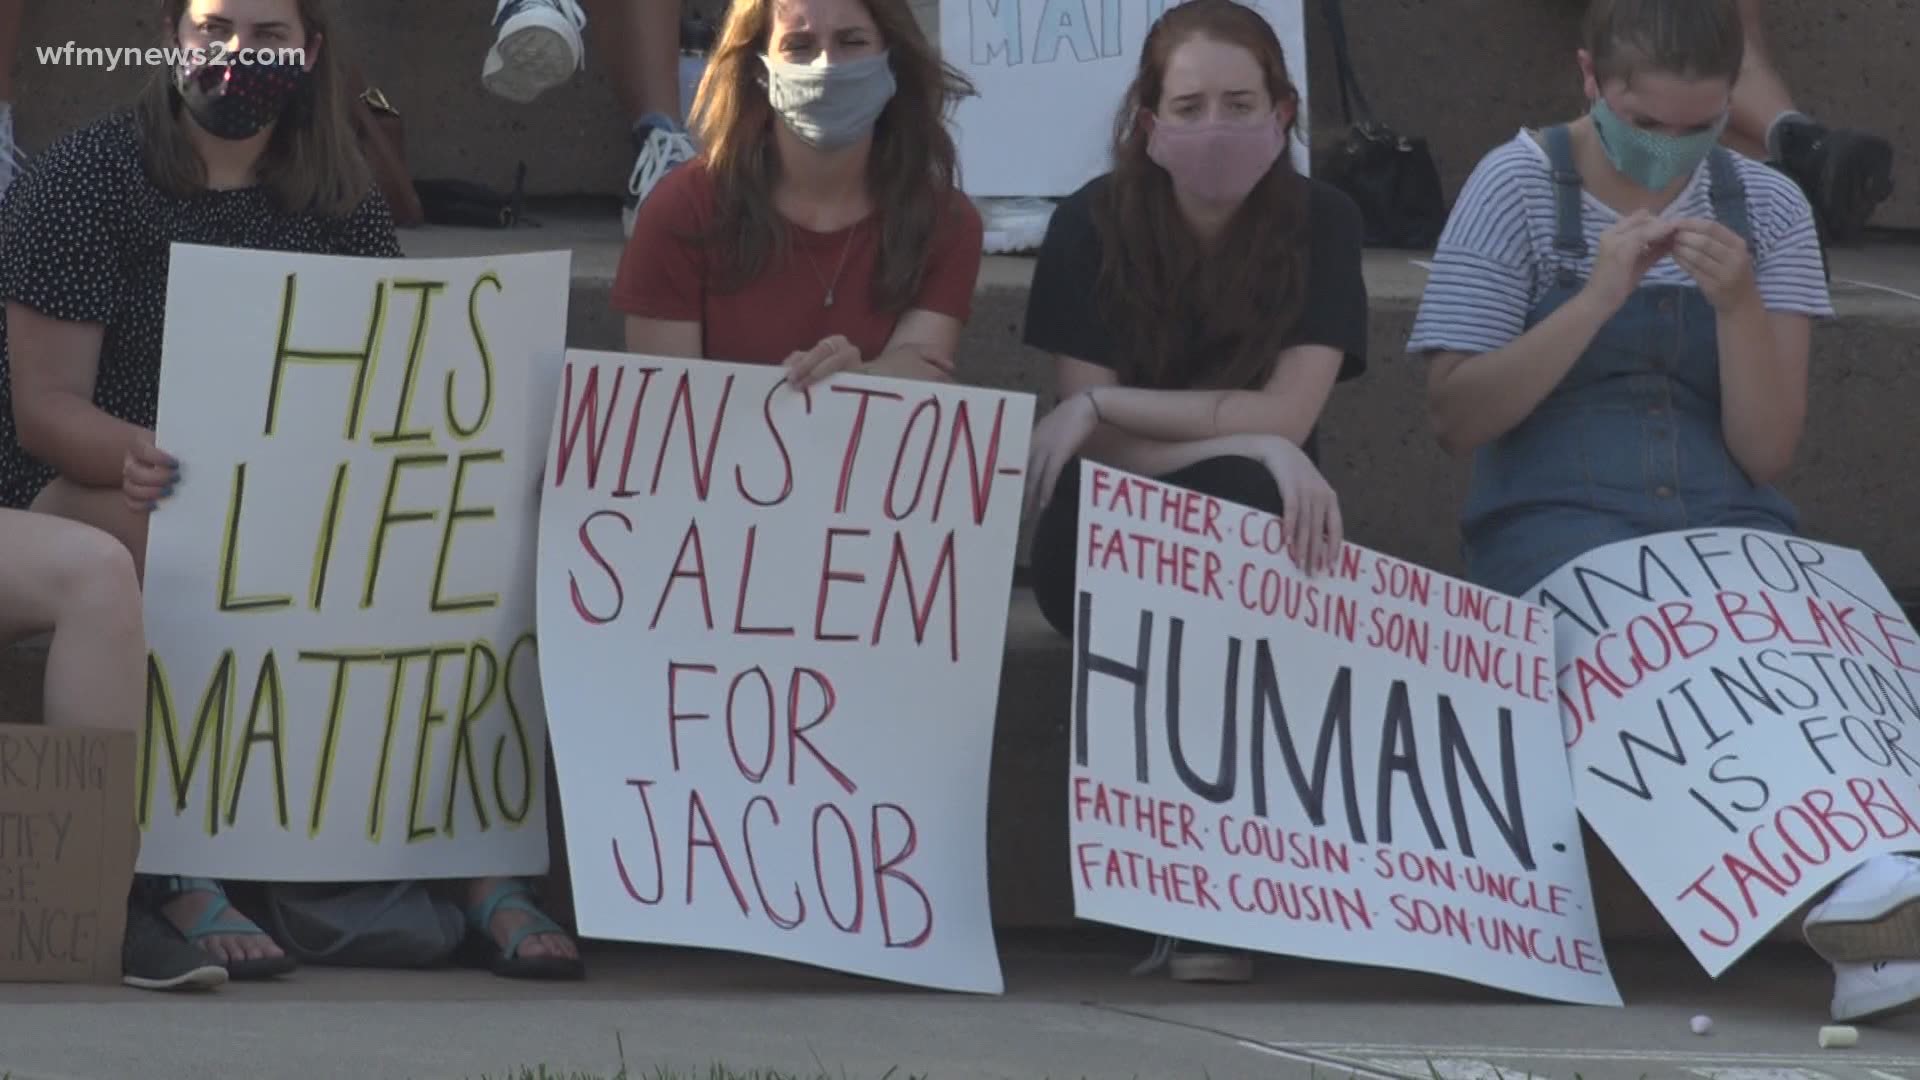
[1070,463,1621,1006]
[1533,528,1920,975]
[138,244,571,880]
[537,350,1033,994]
[0,725,136,983]
[941,0,1310,196]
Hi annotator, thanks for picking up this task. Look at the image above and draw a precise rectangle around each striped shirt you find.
[1408,130,1834,357]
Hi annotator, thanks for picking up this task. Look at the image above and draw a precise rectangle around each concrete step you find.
[401,210,1920,589]
[13,0,1918,230]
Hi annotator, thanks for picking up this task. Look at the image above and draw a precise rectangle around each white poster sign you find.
[1534,528,1920,975]
[536,350,1033,994]
[138,244,570,880]
[1070,463,1622,1006]
[942,0,1311,196]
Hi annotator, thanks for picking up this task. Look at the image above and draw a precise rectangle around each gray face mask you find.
[758,51,896,150]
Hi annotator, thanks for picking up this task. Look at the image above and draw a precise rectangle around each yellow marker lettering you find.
[444,639,499,836]
[297,648,387,836]
[431,449,505,614]
[492,633,538,825]
[362,453,448,609]
[367,646,433,842]
[308,462,350,611]
[405,643,467,843]
[263,273,389,441]
[216,462,292,612]
[371,279,447,446]
[140,649,233,837]
[224,650,289,830]
[448,272,500,440]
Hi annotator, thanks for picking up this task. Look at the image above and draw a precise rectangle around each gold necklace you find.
[801,220,859,308]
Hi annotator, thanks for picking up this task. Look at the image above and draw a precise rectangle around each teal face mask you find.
[1589,95,1727,190]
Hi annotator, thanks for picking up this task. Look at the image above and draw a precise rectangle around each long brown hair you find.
[134,0,373,218]
[688,0,976,313]
[1094,0,1309,391]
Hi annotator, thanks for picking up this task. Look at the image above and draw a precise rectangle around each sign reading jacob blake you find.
[942,0,1311,196]
[1535,528,1920,976]
[1070,463,1622,1007]
[138,244,570,880]
[536,349,1033,994]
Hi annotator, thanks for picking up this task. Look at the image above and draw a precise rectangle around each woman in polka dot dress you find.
[0,0,584,983]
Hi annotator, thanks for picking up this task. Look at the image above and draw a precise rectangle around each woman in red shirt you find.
[611,0,982,384]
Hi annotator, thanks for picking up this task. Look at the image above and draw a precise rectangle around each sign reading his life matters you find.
[537,350,1033,994]
[1533,528,1920,976]
[139,244,570,880]
[941,0,1311,196]
[1070,464,1621,1006]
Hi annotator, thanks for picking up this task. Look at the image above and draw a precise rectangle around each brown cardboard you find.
[0,724,137,983]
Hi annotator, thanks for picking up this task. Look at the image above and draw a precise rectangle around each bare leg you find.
[29,479,151,581]
[0,509,143,732]
[25,480,288,969]
[1728,0,1795,155]
[582,0,683,125]
[0,0,22,103]
[1728,0,1893,244]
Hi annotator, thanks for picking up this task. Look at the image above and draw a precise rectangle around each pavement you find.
[3,932,1918,1080]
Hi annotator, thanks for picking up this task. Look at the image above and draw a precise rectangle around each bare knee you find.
[53,524,144,636]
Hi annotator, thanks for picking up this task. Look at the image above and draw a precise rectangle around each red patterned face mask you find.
[175,54,308,141]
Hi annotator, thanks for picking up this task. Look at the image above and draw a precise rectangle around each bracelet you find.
[1086,390,1105,423]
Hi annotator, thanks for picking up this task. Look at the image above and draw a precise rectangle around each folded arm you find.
[865,309,960,383]
[6,302,137,489]
[1064,342,1343,462]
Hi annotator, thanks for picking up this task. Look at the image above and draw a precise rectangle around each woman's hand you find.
[1254,435,1343,574]
[1672,219,1762,315]
[1582,210,1680,314]
[1023,391,1100,518]
[122,429,178,513]
[783,334,863,390]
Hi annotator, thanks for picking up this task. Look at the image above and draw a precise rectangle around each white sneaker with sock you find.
[1832,959,1920,1023]
[483,0,587,104]
[1803,853,1920,964]
[0,104,24,200]
[624,124,697,236]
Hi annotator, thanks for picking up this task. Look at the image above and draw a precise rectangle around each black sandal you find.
[149,876,299,980]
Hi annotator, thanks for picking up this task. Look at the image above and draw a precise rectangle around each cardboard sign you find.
[1070,463,1622,1006]
[1532,528,1920,975]
[138,244,571,880]
[942,0,1310,196]
[0,725,136,983]
[537,351,1034,994]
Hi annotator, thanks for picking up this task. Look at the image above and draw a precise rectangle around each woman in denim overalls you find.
[1411,0,1920,1026]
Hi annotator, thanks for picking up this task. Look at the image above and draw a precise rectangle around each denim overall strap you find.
[1705,145,1754,247]
[1544,125,1586,287]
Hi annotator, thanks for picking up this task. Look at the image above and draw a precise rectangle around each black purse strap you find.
[1319,0,1374,126]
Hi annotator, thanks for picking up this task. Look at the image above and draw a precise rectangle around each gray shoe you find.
[122,904,228,991]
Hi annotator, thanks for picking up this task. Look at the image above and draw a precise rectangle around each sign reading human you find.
[138,244,570,881]
[1534,528,1920,975]
[1069,463,1622,1006]
[537,350,1033,994]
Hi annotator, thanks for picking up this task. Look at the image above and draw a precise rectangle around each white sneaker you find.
[623,124,698,236]
[483,0,587,105]
[1832,959,1920,1023]
[0,104,24,201]
[1804,853,1920,964]
[1131,935,1254,984]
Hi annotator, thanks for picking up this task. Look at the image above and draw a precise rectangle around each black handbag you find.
[1313,0,1450,249]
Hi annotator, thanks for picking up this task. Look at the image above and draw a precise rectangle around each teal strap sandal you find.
[464,879,585,980]
[161,876,298,981]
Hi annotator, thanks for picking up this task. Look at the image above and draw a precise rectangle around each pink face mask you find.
[1146,113,1286,203]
